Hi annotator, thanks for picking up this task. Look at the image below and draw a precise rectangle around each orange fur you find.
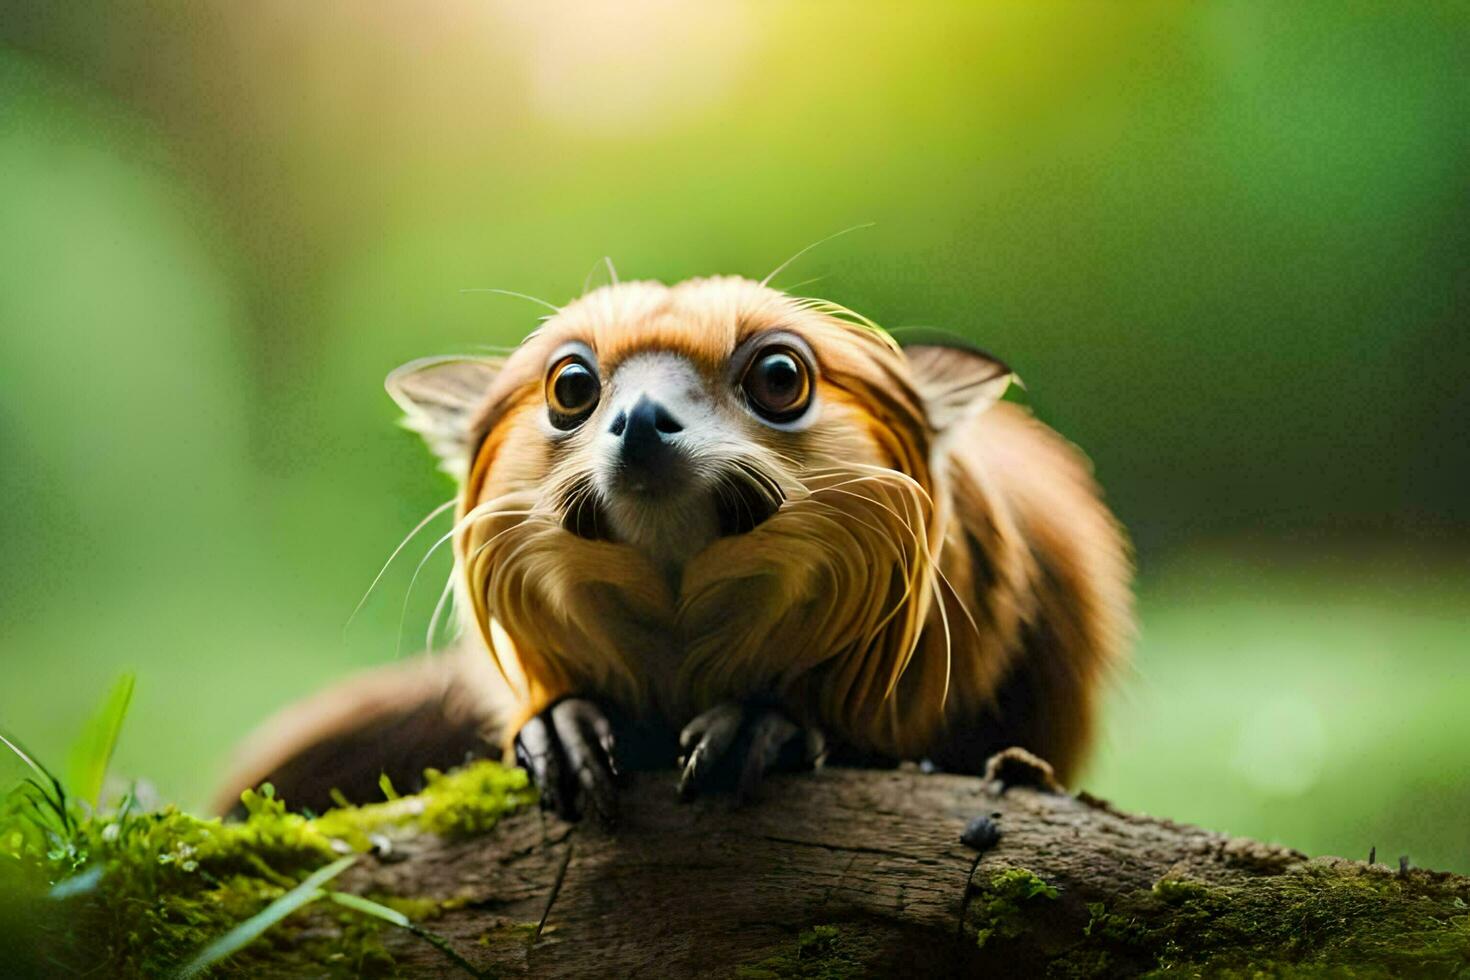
[453,277,1131,777]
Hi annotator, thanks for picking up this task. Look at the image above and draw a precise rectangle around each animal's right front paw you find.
[513,697,620,826]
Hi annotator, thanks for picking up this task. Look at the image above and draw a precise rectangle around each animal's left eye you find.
[741,345,812,423]
[547,355,601,428]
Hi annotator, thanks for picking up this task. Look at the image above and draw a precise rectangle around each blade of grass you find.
[0,729,58,793]
[1,728,72,835]
[174,855,357,979]
[116,783,137,823]
[66,672,135,808]
[326,892,485,978]
[20,793,59,832]
[20,778,67,832]
[326,891,410,927]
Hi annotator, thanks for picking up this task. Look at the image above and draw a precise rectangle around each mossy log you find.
[321,751,1470,978]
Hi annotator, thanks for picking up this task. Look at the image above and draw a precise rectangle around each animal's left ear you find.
[385,355,504,476]
[902,342,1014,433]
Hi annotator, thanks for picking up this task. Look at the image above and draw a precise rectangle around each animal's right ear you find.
[385,356,504,476]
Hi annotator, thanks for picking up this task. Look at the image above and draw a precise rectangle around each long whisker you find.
[777,275,827,294]
[735,459,785,508]
[929,562,976,710]
[803,476,921,576]
[425,573,457,654]
[932,558,979,641]
[815,465,936,511]
[810,486,920,555]
[460,287,562,315]
[809,489,923,637]
[801,469,928,545]
[396,525,462,659]
[761,222,876,288]
[788,295,894,347]
[730,472,758,531]
[797,464,941,701]
[465,510,553,564]
[400,500,540,657]
[344,497,456,636]
[568,481,599,537]
[805,471,933,518]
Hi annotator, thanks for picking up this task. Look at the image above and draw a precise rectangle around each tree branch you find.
[318,752,1470,977]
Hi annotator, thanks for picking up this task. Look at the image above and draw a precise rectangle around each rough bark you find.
[327,753,1470,978]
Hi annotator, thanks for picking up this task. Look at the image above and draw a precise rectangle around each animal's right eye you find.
[547,355,601,429]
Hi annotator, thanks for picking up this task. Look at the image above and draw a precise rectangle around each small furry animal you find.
[214,276,1132,822]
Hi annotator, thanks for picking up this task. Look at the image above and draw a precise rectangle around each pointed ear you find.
[385,356,504,475]
[901,340,1014,433]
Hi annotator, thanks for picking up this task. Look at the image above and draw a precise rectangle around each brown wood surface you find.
[321,754,1469,978]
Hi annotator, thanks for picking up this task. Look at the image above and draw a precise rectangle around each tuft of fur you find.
[214,277,1132,812]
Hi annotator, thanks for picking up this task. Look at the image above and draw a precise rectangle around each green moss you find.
[1047,863,1470,978]
[378,894,452,922]
[0,759,534,977]
[1148,864,1470,977]
[1082,902,1148,947]
[971,867,1061,949]
[737,924,865,979]
[1151,876,1212,904]
[312,761,536,845]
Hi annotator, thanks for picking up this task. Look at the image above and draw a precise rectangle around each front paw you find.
[513,698,619,825]
[677,701,825,803]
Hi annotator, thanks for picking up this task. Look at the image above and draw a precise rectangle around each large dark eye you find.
[741,346,812,422]
[547,356,600,428]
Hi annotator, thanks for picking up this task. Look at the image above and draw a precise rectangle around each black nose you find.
[610,394,683,470]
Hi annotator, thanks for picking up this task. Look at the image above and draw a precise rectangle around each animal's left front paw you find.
[677,701,825,803]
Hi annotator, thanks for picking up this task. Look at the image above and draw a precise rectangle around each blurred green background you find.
[1,2,1466,870]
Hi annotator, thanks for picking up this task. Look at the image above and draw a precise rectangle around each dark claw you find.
[514,711,567,818]
[554,700,619,826]
[737,711,799,803]
[677,702,742,800]
[677,701,821,804]
[513,698,620,825]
